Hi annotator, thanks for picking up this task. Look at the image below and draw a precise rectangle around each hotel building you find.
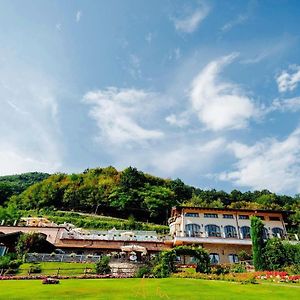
[168,206,292,264]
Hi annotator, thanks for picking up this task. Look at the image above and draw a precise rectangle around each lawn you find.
[18,262,95,276]
[0,278,298,300]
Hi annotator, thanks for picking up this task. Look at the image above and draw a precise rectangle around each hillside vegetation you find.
[0,172,49,206]
[1,167,298,229]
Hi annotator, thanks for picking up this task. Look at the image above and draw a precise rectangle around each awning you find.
[120,244,147,253]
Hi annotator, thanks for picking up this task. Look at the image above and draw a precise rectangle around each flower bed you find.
[173,271,257,284]
[0,274,130,280]
[254,271,300,283]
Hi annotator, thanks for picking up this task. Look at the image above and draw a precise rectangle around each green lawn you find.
[0,278,298,300]
[19,262,95,276]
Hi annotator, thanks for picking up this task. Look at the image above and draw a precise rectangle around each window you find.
[209,253,220,264]
[272,227,284,238]
[185,224,201,237]
[224,225,237,238]
[204,213,218,218]
[223,214,234,219]
[240,226,251,239]
[0,245,7,257]
[228,254,239,263]
[185,213,199,217]
[269,216,280,221]
[263,227,269,240]
[257,216,265,220]
[205,224,221,237]
[239,215,249,220]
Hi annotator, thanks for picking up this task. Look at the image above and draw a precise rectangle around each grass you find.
[18,262,96,276]
[0,278,298,300]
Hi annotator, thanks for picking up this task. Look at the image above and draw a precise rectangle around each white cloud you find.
[190,53,256,131]
[145,33,153,44]
[221,14,248,32]
[149,138,225,174]
[113,136,226,179]
[127,54,142,79]
[220,127,300,193]
[56,23,61,31]
[268,97,300,113]
[276,65,300,93]
[76,11,82,22]
[174,2,210,33]
[83,88,164,144]
[0,60,62,175]
[165,112,190,128]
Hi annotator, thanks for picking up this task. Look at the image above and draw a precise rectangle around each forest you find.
[0,167,299,230]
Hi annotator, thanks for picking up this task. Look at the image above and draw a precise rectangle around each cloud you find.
[220,127,300,193]
[148,138,225,174]
[268,97,300,113]
[165,112,190,128]
[56,23,61,31]
[173,2,210,33]
[113,136,226,179]
[126,54,142,79]
[0,59,62,175]
[145,33,153,44]
[83,88,164,144]
[221,14,248,32]
[190,53,256,131]
[76,11,82,23]
[276,65,300,93]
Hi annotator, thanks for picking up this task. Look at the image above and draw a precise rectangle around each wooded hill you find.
[1,167,299,229]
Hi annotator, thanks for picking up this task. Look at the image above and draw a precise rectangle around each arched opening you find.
[240,226,251,239]
[185,224,201,237]
[272,227,284,238]
[205,224,221,237]
[224,225,237,238]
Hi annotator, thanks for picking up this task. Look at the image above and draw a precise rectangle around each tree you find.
[263,238,287,270]
[119,167,145,190]
[16,232,50,255]
[250,216,265,270]
[95,256,111,274]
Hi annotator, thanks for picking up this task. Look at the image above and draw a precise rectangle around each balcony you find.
[173,235,252,246]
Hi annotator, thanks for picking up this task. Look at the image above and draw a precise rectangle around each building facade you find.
[168,206,290,264]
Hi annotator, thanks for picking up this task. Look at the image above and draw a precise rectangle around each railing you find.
[60,232,160,242]
[26,253,102,263]
[26,253,149,264]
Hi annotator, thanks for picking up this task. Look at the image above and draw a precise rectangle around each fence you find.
[26,253,102,263]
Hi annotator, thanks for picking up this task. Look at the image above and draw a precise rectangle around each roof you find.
[172,206,292,215]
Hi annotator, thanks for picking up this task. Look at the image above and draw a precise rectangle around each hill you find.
[3,166,299,230]
[0,172,49,206]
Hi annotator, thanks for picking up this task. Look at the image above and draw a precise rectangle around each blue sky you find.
[1,0,300,195]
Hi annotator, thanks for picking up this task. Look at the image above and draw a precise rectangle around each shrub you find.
[135,266,152,278]
[95,256,111,275]
[0,256,11,269]
[29,264,42,274]
[211,265,230,275]
[238,250,252,261]
[230,263,246,273]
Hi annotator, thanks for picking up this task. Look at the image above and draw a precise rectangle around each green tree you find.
[250,216,266,270]
[95,256,111,274]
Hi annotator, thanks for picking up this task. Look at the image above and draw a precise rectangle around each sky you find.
[1,0,300,195]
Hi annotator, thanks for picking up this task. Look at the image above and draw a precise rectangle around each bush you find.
[238,250,252,261]
[135,266,152,278]
[0,256,11,269]
[95,256,111,275]
[29,263,42,274]
[230,263,246,273]
[211,265,230,275]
